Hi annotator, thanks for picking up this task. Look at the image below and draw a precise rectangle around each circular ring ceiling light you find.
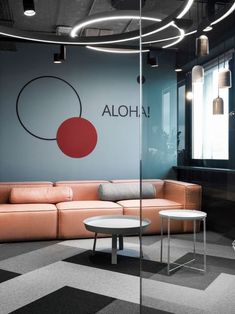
[69,6,192,47]
[70,11,177,46]
[0,0,234,48]
[142,29,197,45]
[70,17,185,47]
[142,22,185,48]
[70,14,162,38]
[86,46,150,53]
[203,1,235,32]
[0,0,194,46]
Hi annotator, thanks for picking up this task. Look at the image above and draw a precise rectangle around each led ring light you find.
[0,0,193,47]
[86,46,150,54]
[86,22,185,52]
[1,0,235,48]
[70,12,184,47]
[70,14,162,39]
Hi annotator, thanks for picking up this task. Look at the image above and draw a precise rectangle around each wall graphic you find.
[16,76,98,158]
[0,43,176,181]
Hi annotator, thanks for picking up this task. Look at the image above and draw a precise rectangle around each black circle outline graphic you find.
[16,76,82,141]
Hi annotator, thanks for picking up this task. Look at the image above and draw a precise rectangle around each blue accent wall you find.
[0,43,176,181]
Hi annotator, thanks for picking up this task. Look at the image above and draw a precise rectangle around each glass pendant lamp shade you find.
[213,96,224,114]
[196,35,209,56]
[218,68,232,88]
[192,65,204,83]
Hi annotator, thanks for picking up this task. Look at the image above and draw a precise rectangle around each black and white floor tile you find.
[0,231,234,313]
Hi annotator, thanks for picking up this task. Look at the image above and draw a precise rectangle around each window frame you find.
[178,53,235,169]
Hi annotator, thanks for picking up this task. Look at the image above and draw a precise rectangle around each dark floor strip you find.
[0,268,20,283]
[64,250,165,276]
[11,286,172,314]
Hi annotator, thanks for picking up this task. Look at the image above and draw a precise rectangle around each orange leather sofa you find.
[0,182,56,242]
[111,180,201,234]
[0,179,202,242]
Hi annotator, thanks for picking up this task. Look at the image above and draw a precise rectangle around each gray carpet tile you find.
[142,237,235,261]
[61,236,140,252]
[11,286,170,314]
[11,286,115,314]
[97,299,172,314]
[64,248,235,291]
[64,250,166,276]
[0,261,140,313]
[142,296,206,314]
[144,252,235,290]
[142,273,235,314]
[0,240,59,261]
[0,232,234,313]
[0,244,83,274]
[172,231,234,247]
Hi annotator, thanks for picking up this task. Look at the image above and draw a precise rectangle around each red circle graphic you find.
[56,117,98,158]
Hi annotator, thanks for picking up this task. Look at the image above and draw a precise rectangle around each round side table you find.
[84,215,151,264]
[159,209,207,275]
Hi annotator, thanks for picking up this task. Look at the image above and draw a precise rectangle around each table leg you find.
[167,218,171,275]
[160,216,163,263]
[119,235,123,250]
[139,235,144,259]
[112,234,117,264]
[203,218,206,272]
[193,219,196,260]
[92,233,97,255]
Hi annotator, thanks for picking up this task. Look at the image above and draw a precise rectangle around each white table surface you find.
[84,216,150,229]
[159,209,207,220]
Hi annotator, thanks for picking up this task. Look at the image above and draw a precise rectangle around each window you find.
[192,59,229,160]
[178,85,186,152]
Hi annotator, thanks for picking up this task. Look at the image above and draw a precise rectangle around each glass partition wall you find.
[0,2,144,313]
[139,1,179,311]
[140,1,235,313]
[1,1,234,313]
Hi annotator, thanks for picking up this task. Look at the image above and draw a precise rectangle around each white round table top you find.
[84,215,150,228]
[83,215,151,234]
[159,209,207,220]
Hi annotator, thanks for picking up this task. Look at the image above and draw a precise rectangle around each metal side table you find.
[159,209,207,275]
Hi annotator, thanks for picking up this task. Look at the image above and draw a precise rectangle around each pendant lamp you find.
[23,0,36,16]
[213,56,224,115]
[213,96,224,114]
[218,68,232,88]
[218,48,232,88]
[192,65,204,83]
[196,35,209,57]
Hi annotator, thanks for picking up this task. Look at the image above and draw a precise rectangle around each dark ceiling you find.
[0,0,235,65]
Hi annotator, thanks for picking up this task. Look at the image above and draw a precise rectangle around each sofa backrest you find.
[0,182,53,204]
[55,181,109,201]
[110,179,164,198]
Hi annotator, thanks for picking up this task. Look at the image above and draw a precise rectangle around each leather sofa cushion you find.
[111,179,164,198]
[57,200,122,210]
[0,203,56,213]
[0,182,53,204]
[117,198,183,208]
[10,187,73,204]
[98,183,156,201]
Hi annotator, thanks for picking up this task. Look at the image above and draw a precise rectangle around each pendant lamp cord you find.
[218,55,220,97]
[224,41,226,68]
[196,0,199,62]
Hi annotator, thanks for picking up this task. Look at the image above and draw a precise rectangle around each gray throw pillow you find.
[98,183,156,201]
